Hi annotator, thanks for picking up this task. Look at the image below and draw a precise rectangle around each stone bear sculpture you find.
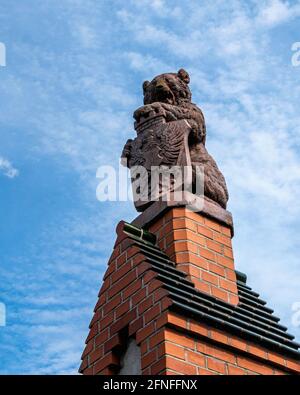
[122,69,229,210]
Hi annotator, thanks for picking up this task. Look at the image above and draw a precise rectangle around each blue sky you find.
[0,0,300,374]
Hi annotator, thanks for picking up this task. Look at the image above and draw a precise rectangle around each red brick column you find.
[148,207,239,305]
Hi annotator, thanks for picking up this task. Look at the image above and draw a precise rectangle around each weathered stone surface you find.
[121,69,229,211]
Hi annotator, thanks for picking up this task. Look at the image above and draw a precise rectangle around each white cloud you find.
[124,51,172,75]
[0,157,19,178]
[256,0,300,28]
[73,25,96,48]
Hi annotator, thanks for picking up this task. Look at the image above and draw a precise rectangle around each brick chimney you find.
[133,196,239,306]
[79,197,300,375]
[79,68,300,375]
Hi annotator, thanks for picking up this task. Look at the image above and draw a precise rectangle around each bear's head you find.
[142,69,191,106]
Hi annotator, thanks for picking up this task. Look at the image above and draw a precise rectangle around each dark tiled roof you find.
[123,222,300,359]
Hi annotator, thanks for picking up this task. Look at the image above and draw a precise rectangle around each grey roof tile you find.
[123,221,300,359]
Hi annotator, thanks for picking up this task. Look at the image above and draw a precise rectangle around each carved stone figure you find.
[121,69,229,211]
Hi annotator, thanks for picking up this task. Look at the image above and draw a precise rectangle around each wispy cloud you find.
[0,157,19,178]
[256,0,300,28]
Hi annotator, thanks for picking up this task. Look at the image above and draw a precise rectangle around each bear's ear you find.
[143,80,150,94]
[177,68,190,84]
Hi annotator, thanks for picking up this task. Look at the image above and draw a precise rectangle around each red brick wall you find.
[149,208,239,305]
[80,222,300,375]
[79,225,173,375]
[140,311,300,375]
